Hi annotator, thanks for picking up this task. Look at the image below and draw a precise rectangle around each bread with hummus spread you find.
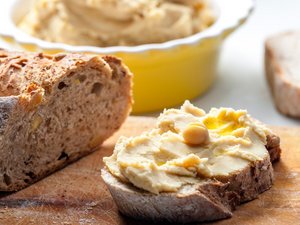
[0,50,132,191]
[18,0,215,47]
[265,31,300,117]
[101,101,281,223]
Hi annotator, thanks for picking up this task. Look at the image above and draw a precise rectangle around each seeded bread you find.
[265,31,300,117]
[101,134,280,223]
[0,50,132,191]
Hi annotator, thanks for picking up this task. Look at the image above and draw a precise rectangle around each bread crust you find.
[0,50,132,191]
[101,134,281,223]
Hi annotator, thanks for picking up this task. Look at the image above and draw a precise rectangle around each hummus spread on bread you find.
[104,101,272,194]
[18,0,215,47]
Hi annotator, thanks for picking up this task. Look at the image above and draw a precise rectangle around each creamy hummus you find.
[18,0,215,46]
[104,101,272,194]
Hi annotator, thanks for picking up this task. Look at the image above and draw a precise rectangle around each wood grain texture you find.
[0,117,299,225]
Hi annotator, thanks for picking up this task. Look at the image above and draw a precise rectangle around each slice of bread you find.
[101,133,280,223]
[265,31,300,117]
[0,50,132,191]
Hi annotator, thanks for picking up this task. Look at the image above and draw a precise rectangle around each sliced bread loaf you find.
[0,50,132,191]
[265,31,300,117]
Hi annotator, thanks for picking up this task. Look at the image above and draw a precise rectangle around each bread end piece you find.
[265,31,300,117]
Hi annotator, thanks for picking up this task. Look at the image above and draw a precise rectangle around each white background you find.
[1,0,300,126]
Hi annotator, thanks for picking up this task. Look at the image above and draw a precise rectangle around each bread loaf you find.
[265,31,300,117]
[0,50,132,191]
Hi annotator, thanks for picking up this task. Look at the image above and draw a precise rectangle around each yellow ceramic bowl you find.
[0,0,253,113]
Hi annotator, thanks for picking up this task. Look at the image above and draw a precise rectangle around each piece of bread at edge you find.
[0,50,132,191]
[101,107,281,223]
[265,31,300,117]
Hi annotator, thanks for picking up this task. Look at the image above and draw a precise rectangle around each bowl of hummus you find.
[0,0,254,113]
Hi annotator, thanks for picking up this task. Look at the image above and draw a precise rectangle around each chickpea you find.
[183,122,209,146]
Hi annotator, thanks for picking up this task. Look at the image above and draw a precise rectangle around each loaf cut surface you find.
[265,31,300,117]
[0,50,132,191]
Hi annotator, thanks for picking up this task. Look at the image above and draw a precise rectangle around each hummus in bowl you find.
[0,0,254,113]
[18,0,215,47]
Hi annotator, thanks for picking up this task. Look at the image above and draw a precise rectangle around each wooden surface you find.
[0,117,300,225]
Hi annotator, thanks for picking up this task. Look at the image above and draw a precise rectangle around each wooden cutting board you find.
[0,117,300,225]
